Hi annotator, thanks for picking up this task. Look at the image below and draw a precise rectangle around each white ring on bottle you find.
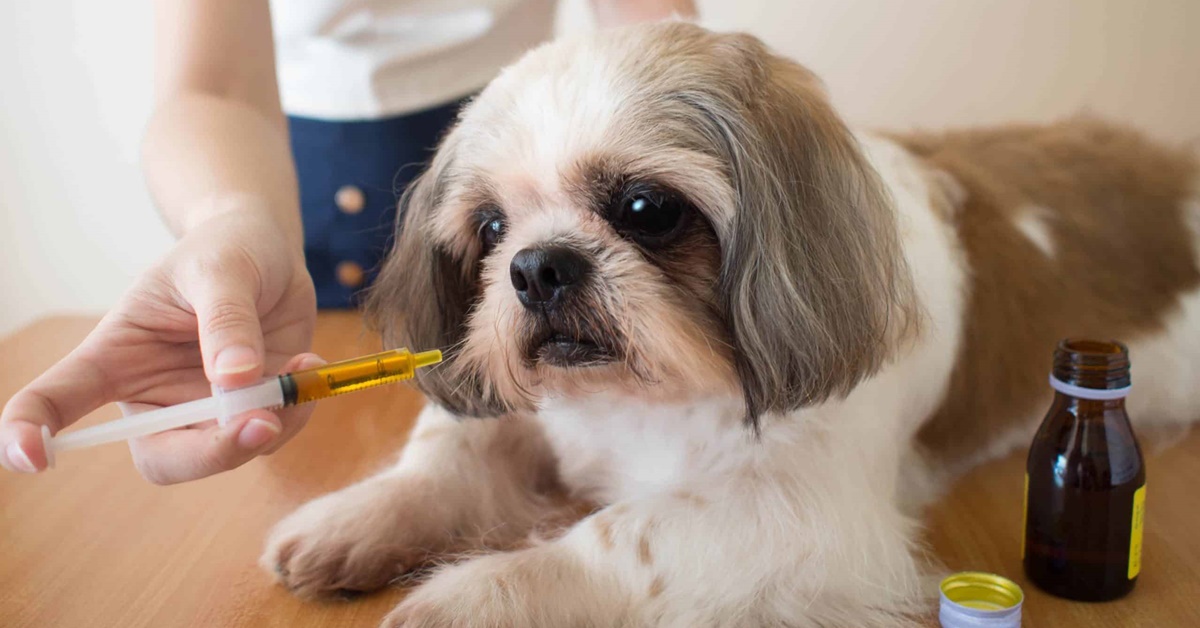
[1049,374,1131,400]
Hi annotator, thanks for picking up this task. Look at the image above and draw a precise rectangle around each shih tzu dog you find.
[261,22,1200,627]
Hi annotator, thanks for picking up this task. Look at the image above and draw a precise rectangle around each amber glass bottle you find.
[1023,339,1145,602]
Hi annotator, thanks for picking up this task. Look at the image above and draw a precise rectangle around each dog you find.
[260,22,1200,627]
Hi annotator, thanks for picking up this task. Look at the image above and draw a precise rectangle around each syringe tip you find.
[413,349,443,369]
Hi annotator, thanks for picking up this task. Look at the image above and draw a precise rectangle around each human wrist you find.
[178,193,305,254]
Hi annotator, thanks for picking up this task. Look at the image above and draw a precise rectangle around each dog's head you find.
[368,23,914,421]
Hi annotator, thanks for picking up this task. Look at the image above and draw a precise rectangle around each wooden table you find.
[2,314,1197,627]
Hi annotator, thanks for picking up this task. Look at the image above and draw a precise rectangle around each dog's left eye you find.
[613,191,690,244]
[479,216,506,254]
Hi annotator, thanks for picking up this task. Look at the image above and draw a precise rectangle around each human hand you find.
[0,209,320,483]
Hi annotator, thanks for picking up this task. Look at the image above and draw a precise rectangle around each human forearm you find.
[142,94,302,250]
[141,0,300,249]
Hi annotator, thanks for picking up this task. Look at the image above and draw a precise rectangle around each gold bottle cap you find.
[939,571,1023,627]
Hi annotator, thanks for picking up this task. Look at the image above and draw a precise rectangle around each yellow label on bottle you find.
[1128,484,1146,579]
[1021,473,1029,560]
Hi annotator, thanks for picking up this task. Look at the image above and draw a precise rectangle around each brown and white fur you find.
[261,23,1200,627]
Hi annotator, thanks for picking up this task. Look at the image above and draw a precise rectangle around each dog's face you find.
[368,23,914,420]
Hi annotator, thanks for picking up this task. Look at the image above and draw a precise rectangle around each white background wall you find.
[2,0,1198,336]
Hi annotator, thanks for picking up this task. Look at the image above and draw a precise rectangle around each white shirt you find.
[270,0,556,120]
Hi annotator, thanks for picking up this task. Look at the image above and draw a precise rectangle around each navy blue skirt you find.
[288,98,467,308]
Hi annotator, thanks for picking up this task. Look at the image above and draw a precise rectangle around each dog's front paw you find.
[382,545,627,628]
[261,476,454,598]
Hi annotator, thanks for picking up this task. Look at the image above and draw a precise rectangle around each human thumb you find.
[183,270,266,389]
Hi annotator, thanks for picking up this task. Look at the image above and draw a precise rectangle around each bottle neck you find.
[1049,373,1131,402]
[1052,391,1127,413]
[1052,339,1131,391]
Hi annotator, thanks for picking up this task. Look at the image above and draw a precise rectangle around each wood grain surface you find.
[1,314,1197,627]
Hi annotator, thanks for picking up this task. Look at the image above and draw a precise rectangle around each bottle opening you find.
[1060,339,1125,356]
[1052,338,1131,390]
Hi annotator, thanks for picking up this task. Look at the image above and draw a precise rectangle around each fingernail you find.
[6,442,38,473]
[238,418,281,450]
[298,355,327,370]
[216,346,260,375]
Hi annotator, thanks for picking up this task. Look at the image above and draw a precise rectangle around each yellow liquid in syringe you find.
[280,349,443,405]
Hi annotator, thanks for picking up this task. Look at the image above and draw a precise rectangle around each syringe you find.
[41,348,442,466]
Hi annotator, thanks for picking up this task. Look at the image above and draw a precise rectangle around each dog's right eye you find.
[479,216,506,254]
[610,187,692,247]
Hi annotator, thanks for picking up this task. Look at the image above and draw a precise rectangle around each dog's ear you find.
[365,144,509,417]
[690,33,916,420]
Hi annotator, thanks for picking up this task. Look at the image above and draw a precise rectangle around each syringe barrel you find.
[280,349,441,405]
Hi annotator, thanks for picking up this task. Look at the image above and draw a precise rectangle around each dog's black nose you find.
[510,246,589,309]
